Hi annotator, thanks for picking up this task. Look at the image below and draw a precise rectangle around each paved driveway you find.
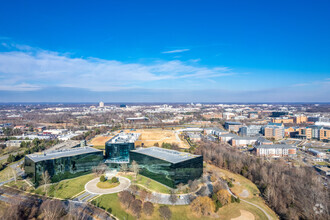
[85,177,131,194]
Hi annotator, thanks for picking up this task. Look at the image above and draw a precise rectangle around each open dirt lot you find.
[128,128,189,148]
[231,210,255,220]
[90,136,113,146]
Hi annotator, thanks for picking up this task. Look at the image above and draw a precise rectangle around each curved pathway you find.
[85,177,131,195]
[223,180,273,220]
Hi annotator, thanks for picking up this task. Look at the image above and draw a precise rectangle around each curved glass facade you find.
[130,151,203,188]
[24,150,104,185]
[105,142,134,163]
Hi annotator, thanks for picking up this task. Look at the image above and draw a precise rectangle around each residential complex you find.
[253,144,296,157]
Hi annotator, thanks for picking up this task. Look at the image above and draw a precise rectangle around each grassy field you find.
[122,173,171,194]
[33,173,95,199]
[93,193,270,220]
[97,181,120,189]
[207,164,278,220]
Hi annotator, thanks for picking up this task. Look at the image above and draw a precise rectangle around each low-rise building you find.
[187,132,202,142]
[204,127,229,136]
[224,121,243,132]
[253,144,296,157]
[239,125,262,136]
[314,166,330,176]
[255,137,273,145]
[219,133,238,143]
[231,136,258,147]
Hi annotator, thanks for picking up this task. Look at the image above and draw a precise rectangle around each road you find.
[0,150,25,162]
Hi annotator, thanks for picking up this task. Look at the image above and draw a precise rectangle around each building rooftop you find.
[257,137,273,143]
[26,147,102,162]
[131,147,201,164]
[232,136,258,140]
[107,133,141,144]
[219,133,238,137]
[225,121,242,125]
[254,144,295,149]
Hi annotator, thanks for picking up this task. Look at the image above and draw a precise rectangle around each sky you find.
[0,0,329,103]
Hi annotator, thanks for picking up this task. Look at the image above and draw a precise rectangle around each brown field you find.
[90,135,113,146]
[127,128,189,148]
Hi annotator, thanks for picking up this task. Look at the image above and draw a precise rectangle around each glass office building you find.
[130,147,203,188]
[105,133,141,165]
[24,147,103,185]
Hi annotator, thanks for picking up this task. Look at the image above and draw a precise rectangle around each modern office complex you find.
[24,147,103,185]
[105,133,141,165]
[130,147,203,188]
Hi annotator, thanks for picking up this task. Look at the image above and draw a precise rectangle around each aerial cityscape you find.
[0,1,329,220]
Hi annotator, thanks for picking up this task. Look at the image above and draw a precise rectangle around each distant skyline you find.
[0,0,329,102]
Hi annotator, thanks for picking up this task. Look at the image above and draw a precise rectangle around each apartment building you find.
[297,126,330,141]
[320,128,330,141]
[294,115,307,124]
[263,125,284,140]
[271,117,294,124]
[253,144,296,157]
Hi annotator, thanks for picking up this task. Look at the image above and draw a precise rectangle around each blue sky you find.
[0,0,329,102]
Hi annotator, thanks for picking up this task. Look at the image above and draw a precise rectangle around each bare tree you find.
[40,199,65,220]
[120,163,128,173]
[143,201,154,216]
[130,199,142,218]
[41,170,51,196]
[131,160,139,179]
[169,189,177,205]
[11,167,17,184]
[159,206,172,220]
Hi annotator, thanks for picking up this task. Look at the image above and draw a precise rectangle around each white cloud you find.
[0,45,235,92]
[162,49,190,54]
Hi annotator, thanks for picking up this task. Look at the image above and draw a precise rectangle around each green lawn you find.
[97,181,120,189]
[93,193,135,220]
[207,164,278,220]
[122,174,171,194]
[33,173,95,199]
[93,193,269,220]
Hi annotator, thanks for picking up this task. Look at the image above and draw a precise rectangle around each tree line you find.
[195,140,329,220]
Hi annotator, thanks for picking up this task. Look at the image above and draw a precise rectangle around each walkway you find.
[129,175,213,205]
[223,180,273,220]
[85,176,131,195]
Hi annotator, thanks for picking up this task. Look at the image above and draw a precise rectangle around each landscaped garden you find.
[97,175,120,189]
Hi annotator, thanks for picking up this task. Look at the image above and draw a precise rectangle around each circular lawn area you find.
[97,181,120,189]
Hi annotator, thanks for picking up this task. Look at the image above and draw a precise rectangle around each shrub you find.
[100,175,106,182]
[110,177,118,183]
